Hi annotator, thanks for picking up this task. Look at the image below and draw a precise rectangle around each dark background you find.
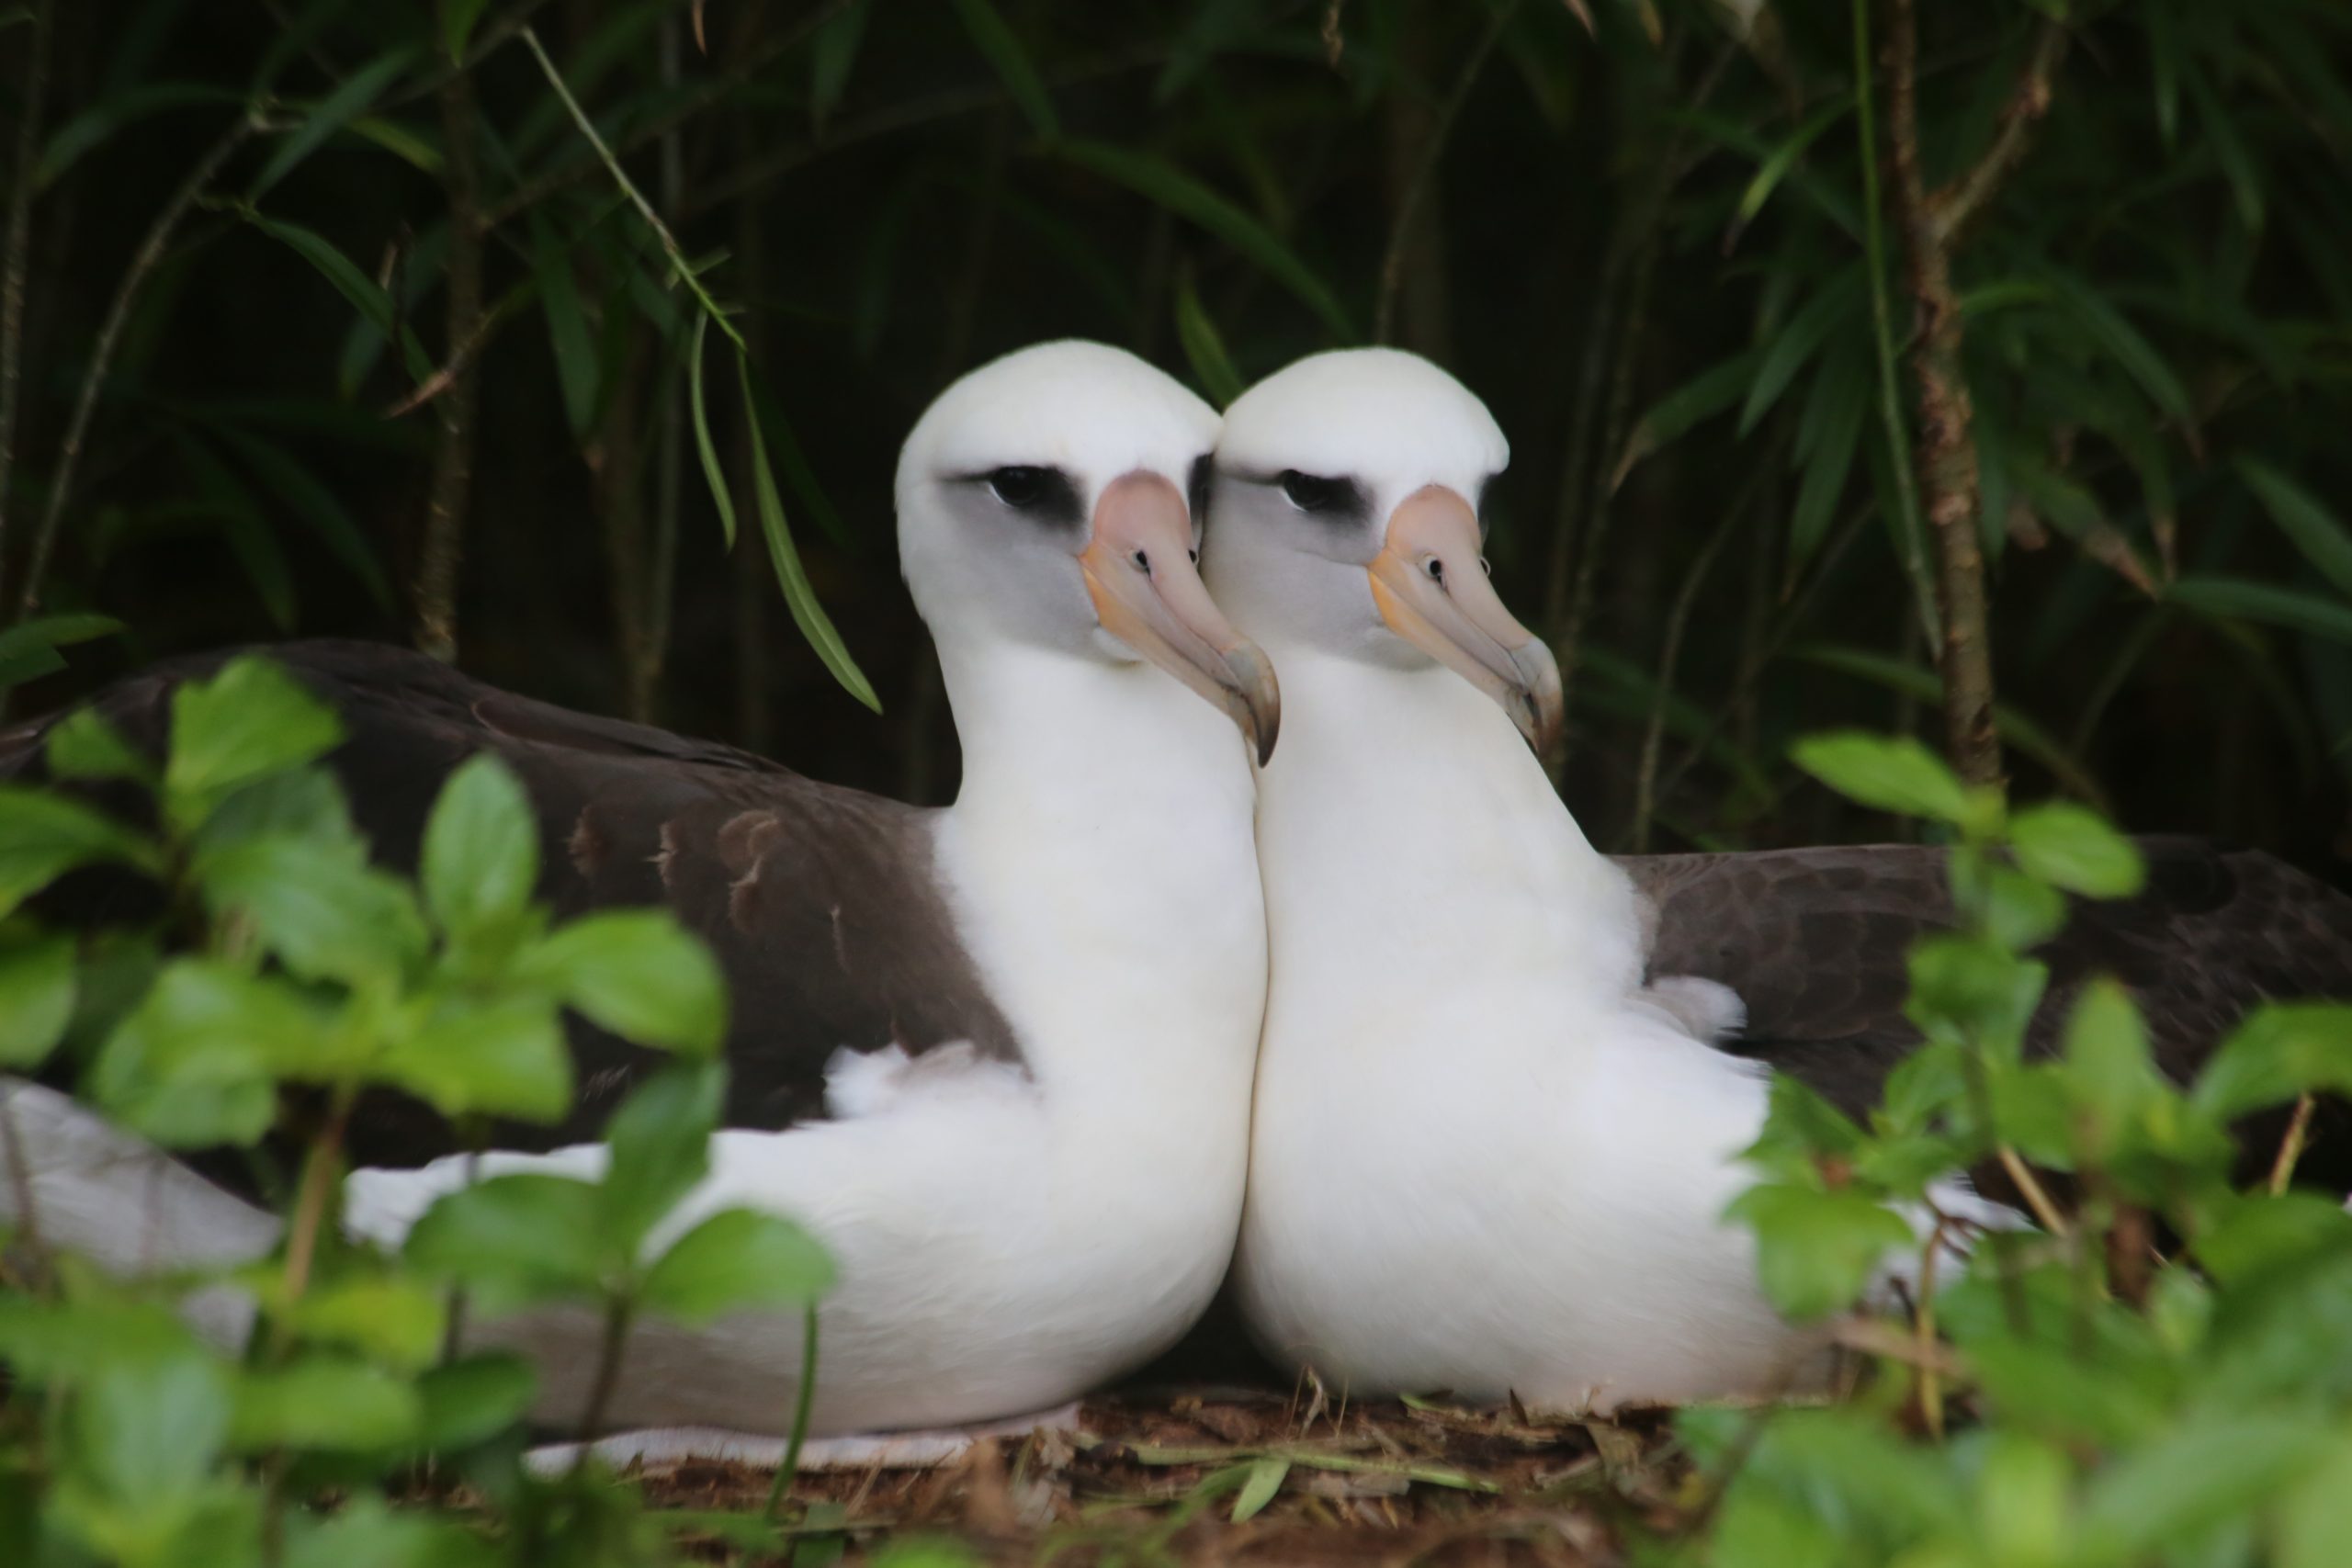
[4,0,2348,866]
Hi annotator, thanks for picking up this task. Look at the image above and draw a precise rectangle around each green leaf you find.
[1611,350,1760,487]
[196,766,361,855]
[1742,269,1863,435]
[2078,1416,2327,1562]
[0,784,162,915]
[1905,934,2049,1059]
[523,908,727,1055]
[2170,574,2352,645]
[382,994,572,1122]
[1732,99,1849,231]
[0,935,76,1069]
[249,48,417,199]
[414,1352,537,1450]
[164,655,345,829]
[639,1207,836,1325]
[214,430,396,611]
[196,833,428,987]
[422,752,540,942]
[2040,266,2195,422]
[2239,456,2352,599]
[61,1349,232,1503]
[232,1358,421,1450]
[47,706,154,785]
[440,0,492,61]
[247,216,433,382]
[2193,1003,2352,1121]
[2184,60,2265,231]
[808,0,873,130]
[1787,346,1869,567]
[1230,1455,1289,1522]
[530,211,601,441]
[90,959,322,1145]
[287,1499,503,1568]
[1951,849,2065,949]
[946,0,1060,140]
[0,613,125,694]
[2008,802,2145,898]
[601,1060,722,1252]
[2061,979,2161,1164]
[1788,730,1973,824]
[1724,1182,1912,1319]
[1059,139,1353,342]
[404,1173,608,1312]
[1173,275,1245,410]
[36,84,243,188]
[280,1274,448,1371]
[738,350,882,712]
[688,316,737,549]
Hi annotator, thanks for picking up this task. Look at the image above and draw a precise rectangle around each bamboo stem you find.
[0,0,57,591]
[416,47,484,663]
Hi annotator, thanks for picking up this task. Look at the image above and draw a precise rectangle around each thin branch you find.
[1373,0,1518,347]
[415,56,484,663]
[2270,1093,2317,1195]
[573,1296,635,1450]
[760,1303,821,1525]
[1930,18,2067,248]
[16,115,257,623]
[0,0,57,592]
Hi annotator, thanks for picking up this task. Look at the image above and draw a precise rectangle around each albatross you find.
[1,339,1278,1438]
[1199,346,2352,1409]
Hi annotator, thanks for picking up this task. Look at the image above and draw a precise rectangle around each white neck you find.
[1249,641,1645,1050]
[929,639,1267,1114]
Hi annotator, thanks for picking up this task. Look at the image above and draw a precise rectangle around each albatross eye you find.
[986,466,1055,507]
[1279,470,1355,514]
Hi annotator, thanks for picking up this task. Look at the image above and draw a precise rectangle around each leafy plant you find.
[0,654,835,1565]
[1690,730,2352,1567]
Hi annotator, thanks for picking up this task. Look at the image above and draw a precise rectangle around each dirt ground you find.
[639,1387,1700,1566]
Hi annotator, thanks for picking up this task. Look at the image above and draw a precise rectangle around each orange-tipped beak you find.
[1080,470,1281,765]
[1367,485,1563,754]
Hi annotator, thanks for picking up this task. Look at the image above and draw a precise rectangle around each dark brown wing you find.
[1619,840,2352,1185]
[1,640,1020,1172]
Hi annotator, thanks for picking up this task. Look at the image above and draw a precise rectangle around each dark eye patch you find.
[974,465,1083,527]
[1277,470,1368,521]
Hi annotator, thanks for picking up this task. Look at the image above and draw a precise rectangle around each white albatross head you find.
[896,340,1278,763]
[1204,348,1560,754]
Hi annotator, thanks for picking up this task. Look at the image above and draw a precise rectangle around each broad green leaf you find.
[601,1060,723,1252]
[47,706,153,784]
[2061,979,2161,1165]
[1905,934,2049,1060]
[1950,849,2065,949]
[0,613,125,694]
[414,1352,537,1450]
[1723,1182,1912,1319]
[61,1349,232,1503]
[422,752,539,942]
[91,959,323,1145]
[2239,456,2352,599]
[0,784,162,914]
[639,1207,836,1325]
[2008,802,2145,898]
[1788,730,1973,823]
[280,1274,448,1371]
[0,935,76,1068]
[530,211,601,440]
[947,0,1060,140]
[1059,139,1353,341]
[2196,1192,2352,1285]
[287,1500,503,1568]
[164,655,345,829]
[404,1173,608,1311]
[382,994,572,1122]
[232,1358,421,1450]
[1231,1455,1289,1522]
[2078,1416,2327,1562]
[196,766,361,855]
[1968,1336,2168,1449]
[249,48,417,199]
[523,908,727,1055]
[1173,276,1245,409]
[2170,574,2352,645]
[198,834,428,987]
[739,351,882,712]
[2194,1003,2352,1120]
[2280,1435,2352,1568]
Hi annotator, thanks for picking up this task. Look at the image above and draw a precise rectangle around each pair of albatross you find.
[6,342,2348,1438]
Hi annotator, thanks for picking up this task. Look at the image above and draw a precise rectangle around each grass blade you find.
[248,47,417,199]
[1613,349,1761,490]
[947,0,1061,141]
[687,316,737,551]
[2169,575,2352,646]
[247,214,434,382]
[1060,138,1352,341]
[36,84,241,188]
[735,350,879,712]
[2238,457,2352,600]
[530,211,601,441]
[213,429,395,611]
[1230,1456,1288,1523]
[1173,276,1245,409]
